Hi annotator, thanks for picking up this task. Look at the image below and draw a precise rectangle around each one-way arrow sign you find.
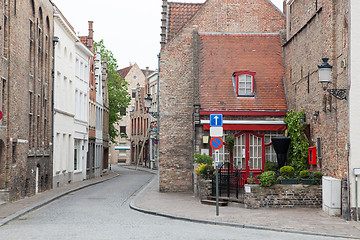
[210,114,223,127]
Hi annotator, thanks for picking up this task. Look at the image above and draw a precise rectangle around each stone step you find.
[201,199,228,206]
[207,195,244,204]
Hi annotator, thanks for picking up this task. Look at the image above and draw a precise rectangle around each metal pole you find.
[156,53,160,169]
[356,176,359,221]
[215,150,219,216]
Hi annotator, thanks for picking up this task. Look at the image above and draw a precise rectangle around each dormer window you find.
[233,70,256,97]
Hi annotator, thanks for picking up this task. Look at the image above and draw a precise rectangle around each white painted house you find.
[94,53,103,177]
[53,7,93,186]
[53,8,76,187]
[73,38,93,182]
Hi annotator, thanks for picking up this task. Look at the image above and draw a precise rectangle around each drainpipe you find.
[156,53,160,170]
[52,35,59,188]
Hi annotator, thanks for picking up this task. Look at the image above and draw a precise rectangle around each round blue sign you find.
[210,137,223,149]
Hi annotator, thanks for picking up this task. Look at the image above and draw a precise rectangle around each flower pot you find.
[281,178,298,184]
[300,178,313,185]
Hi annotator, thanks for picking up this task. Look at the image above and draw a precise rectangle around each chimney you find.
[283,0,287,15]
[160,0,168,48]
[145,67,149,77]
[88,21,94,51]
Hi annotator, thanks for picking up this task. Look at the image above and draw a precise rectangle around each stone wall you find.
[244,184,322,209]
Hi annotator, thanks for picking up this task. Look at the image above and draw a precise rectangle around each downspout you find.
[157,53,160,170]
[52,35,58,189]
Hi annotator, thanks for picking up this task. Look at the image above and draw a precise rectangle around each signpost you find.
[210,137,223,216]
[209,114,224,216]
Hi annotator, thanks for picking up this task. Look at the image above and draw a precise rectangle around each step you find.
[201,199,228,206]
[207,196,244,204]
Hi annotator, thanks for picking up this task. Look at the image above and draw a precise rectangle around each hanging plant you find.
[283,110,310,173]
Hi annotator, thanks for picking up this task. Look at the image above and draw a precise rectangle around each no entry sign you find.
[210,137,223,150]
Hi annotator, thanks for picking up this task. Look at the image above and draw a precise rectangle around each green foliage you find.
[311,172,323,184]
[258,171,277,187]
[195,164,214,178]
[94,40,131,143]
[299,170,310,179]
[264,160,278,171]
[280,166,295,179]
[284,110,310,173]
[225,135,234,153]
[193,153,213,165]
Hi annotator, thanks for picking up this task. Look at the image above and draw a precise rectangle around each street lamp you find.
[318,58,347,100]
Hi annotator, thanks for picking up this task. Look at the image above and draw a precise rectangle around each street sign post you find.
[210,137,223,150]
[210,114,223,127]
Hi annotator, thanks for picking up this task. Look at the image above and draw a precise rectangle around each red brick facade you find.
[159,0,285,192]
[0,0,54,201]
[282,0,350,217]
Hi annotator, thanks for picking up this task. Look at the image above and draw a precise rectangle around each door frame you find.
[234,131,265,181]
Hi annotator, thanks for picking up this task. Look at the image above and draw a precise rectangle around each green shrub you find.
[299,170,310,179]
[276,176,285,183]
[311,172,323,184]
[193,153,212,165]
[264,160,278,171]
[258,171,277,187]
[195,164,214,179]
[280,166,295,179]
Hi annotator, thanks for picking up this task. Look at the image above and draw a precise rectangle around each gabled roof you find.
[198,33,287,111]
[118,66,133,79]
[167,2,203,42]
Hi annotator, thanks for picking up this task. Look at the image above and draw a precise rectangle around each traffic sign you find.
[210,137,223,150]
[0,110,2,120]
[210,114,223,127]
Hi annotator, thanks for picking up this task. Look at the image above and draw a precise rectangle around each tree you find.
[94,39,131,143]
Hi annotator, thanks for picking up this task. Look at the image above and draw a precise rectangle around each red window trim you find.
[233,70,256,96]
[203,124,286,131]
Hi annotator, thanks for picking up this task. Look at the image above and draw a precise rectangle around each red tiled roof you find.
[118,66,133,79]
[79,36,87,46]
[198,33,287,111]
[167,2,203,42]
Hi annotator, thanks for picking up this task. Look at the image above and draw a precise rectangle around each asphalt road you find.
[0,167,350,240]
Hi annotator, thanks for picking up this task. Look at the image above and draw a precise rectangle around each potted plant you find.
[310,172,323,185]
[258,171,277,187]
[299,170,312,185]
[279,166,298,184]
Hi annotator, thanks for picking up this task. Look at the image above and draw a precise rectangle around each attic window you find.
[232,71,256,97]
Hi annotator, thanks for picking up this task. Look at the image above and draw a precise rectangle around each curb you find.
[130,177,360,240]
[0,173,120,227]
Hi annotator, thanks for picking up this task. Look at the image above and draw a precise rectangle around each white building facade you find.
[53,10,76,187]
[94,53,103,177]
[73,41,93,182]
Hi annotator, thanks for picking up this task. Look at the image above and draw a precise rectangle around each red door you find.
[234,131,265,184]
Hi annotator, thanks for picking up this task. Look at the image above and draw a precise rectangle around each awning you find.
[114,146,131,151]
[201,120,286,131]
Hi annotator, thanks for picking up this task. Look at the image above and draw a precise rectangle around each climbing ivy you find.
[283,110,310,173]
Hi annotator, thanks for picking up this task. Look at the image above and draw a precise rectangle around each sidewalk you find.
[131,168,360,239]
[0,171,119,227]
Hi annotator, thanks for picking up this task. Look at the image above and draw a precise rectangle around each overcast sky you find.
[52,0,284,71]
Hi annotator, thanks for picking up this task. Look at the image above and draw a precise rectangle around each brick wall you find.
[0,0,54,201]
[244,184,322,209]
[159,0,286,192]
[283,0,349,180]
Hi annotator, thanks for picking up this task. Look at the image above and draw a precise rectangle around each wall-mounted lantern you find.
[318,58,347,100]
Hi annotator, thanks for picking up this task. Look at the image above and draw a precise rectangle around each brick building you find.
[282,0,352,218]
[79,22,97,179]
[0,0,54,201]
[110,64,146,165]
[159,0,285,192]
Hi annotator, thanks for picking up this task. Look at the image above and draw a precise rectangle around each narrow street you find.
[0,166,350,240]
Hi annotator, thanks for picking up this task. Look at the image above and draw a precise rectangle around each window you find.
[233,71,256,97]
[74,140,80,170]
[132,89,136,98]
[120,126,126,135]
